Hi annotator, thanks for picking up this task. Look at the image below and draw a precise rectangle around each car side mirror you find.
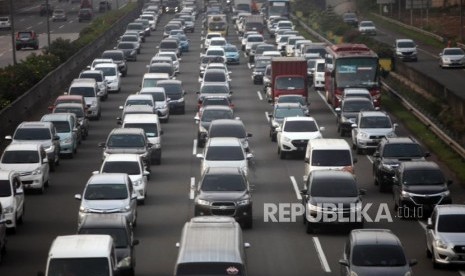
[392,176,399,184]
[424,152,431,157]
[351,123,357,128]
[74,194,82,200]
[92,171,99,175]
[300,189,307,195]
[359,188,366,195]
[244,242,251,248]
[42,158,48,163]
[275,127,281,132]
[335,107,341,113]
[393,123,398,129]
[409,259,418,266]
[373,152,380,157]
[247,133,252,137]
[133,239,140,246]
[319,126,325,131]
[143,170,150,176]
[98,142,106,148]
[176,242,180,248]
[246,153,254,160]
[54,135,60,140]
[196,153,204,159]
[339,259,349,267]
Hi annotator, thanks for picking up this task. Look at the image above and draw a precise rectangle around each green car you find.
[15,31,39,50]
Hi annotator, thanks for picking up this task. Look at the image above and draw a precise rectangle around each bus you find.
[265,0,290,18]
[324,44,381,108]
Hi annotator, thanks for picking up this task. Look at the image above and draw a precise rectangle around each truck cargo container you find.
[268,57,308,103]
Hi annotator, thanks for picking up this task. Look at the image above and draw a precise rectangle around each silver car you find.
[426,204,465,268]
[75,173,138,227]
[351,111,397,154]
[439,47,465,68]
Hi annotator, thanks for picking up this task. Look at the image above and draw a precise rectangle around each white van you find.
[0,170,24,232]
[39,234,119,276]
[119,113,163,165]
[303,139,356,182]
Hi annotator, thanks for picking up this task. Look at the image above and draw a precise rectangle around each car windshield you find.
[397,41,415,48]
[0,180,12,197]
[14,128,51,140]
[310,177,357,197]
[360,21,374,27]
[248,36,264,42]
[160,41,178,49]
[69,87,95,98]
[311,150,352,166]
[402,169,445,185]
[352,244,407,267]
[444,48,464,55]
[49,121,70,133]
[2,150,39,164]
[126,99,153,106]
[84,183,128,200]
[48,258,110,276]
[274,108,304,119]
[277,96,306,105]
[121,36,138,42]
[157,83,182,99]
[54,107,84,117]
[382,144,423,158]
[143,79,163,88]
[78,228,129,248]
[102,161,141,175]
[342,101,374,112]
[143,92,164,101]
[98,67,117,77]
[118,43,135,50]
[204,72,226,82]
[201,174,246,192]
[201,110,233,122]
[283,120,318,132]
[276,77,305,90]
[201,85,228,94]
[107,134,146,148]
[224,46,237,53]
[148,65,173,74]
[206,146,244,161]
[102,52,123,61]
[359,116,391,128]
[124,123,158,138]
[81,73,103,82]
[206,50,224,56]
[255,59,271,68]
[203,98,229,107]
[210,39,226,46]
[437,214,465,232]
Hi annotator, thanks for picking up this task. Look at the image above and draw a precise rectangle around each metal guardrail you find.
[292,14,465,161]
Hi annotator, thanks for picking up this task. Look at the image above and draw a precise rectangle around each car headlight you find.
[386,131,397,138]
[133,179,142,186]
[117,256,132,268]
[271,121,279,128]
[308,203,322,212]
[44,145,53,151]
[381,163,395,171]
[442,190,450,197]
[358,131,369,139]
[237,199,250,205]
[435,239,448,249]
[120,205,131,212]
[79,206,90,213]
[131,50,136,55]
[3,206,14,214]
[31,167,42,175]
[63,137,72,143]
[196,199,210,206]
[283,136,291,142]
[404,272,412,276]
[350,272,358,276]
[177,97,184,103]
[401,190,412,198]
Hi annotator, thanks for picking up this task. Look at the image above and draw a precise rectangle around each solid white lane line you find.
[290,176,302,200]
[26,26,32,30]
[265,111,270,122]
[257,91,263,101]
[190,177,195,199]
[418,220,427,231]
[459,270,465,276]
[313,237,332,273]
[59,25,64,29]
[247,63,251,69]
[192,139,197,155]
[316,90,337,117]
[366,155,374,163]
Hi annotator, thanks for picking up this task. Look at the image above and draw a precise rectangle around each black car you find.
[393,161,452,218]
[372,137,430,192]
[335,97,375,137]
[116,42,138,62]
[339,229,417,276]
[208,119,252,152]
[195,106,234,148]
[343,12,359,27]
[156,80,185,114]
[126,22,146,42]
[78,8,93,22]
[194,167,253,229]
[301,170,365,233]
[251,56,272,84]
[77,214,139,275]
[101,50,128,77]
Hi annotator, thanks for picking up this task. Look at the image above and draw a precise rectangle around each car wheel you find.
[49,161,56,172]
[18,206,24,225]
[138,198,145,205]
[426,247,432,258]
[431,249,440,268]
[38,183,45,194]
[279,149,286,159]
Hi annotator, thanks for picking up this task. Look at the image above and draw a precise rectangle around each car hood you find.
[351,265,410,276]
[282,131,322,140]
[198,191,248,201]
[155,101,167,108]
[84,97,96,105]
[200,121,212,130]
[438,233,465,244]
[203,160,246,169]
[82,199,129,211]
[403,184,448,195]
[341,112,360,120]
[0,163,40,172]
[57,132,72,140]
[105,148,147,154]
[0,197,14,209]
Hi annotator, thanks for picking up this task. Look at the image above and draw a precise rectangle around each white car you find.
[358,20,376,35]
[0,143,50,194]
[75,173,138,227]
[245,34,264,55]
[204,46,227,62]
[196,137,253,177]
[208,37,227,48]
[88,58,115,70]
[276,117,324,159]
[394,39,418,61]
[96,154,149,204]
[351,111,397,154]
[439,47,465,68]
[0,170,25,232]
[119,94,155,115]
[94,63,121,93]
[138,87,170,123]
[204,32,222,50]
[313,59,326,90]
[156,51,181,74]
[241,31,259,51]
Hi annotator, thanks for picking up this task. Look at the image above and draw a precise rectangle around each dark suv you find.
[15,31,39,50]
[336,97,375,137]
[101,50,128,77]
[78,8,93,22]
[77,214,139,275]
[194,167,253,229]
[393,161,452,218]
[372,137,430,192]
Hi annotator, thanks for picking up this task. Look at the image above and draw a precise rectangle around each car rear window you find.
[352,244,406,267]
[311,150,351,166]
[206,146,244,161]
[102,161,141,175]
[201,174,246,191]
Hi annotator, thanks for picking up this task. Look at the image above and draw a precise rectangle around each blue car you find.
[223,44,240,64]
[177,34,190,52]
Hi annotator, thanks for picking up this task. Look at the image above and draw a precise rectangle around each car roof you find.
[399,160,440,170]
[122,113,159,123]
[204,166,243,175]
[17,121,52,129]
[54,103,85,109]
[80,70,104,75]
[307,138,350,150]
[126,94,153,101]
[210,119,244,127]
[139,87,165,93]
[50,235,114,258]
[350,229,401,247]
[359,111,388,117]
[275,102,303,109]
[157,79,182,85]
[381,136,417,144]
[202,105,233,112]
[284,116,316,122]
[109,127,145,135]
[56,95,85,101]
[310,169,355,181]
[41,113,75,121]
